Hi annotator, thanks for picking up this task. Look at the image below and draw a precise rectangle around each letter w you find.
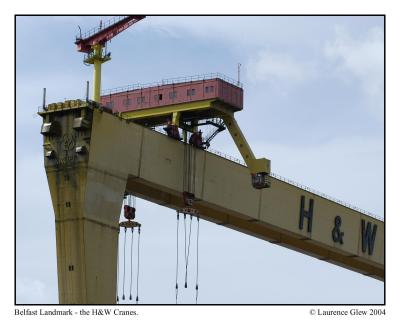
[361,220,377,255]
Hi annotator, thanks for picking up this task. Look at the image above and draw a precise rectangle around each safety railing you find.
[149,126,383,221]
[101,72,243,96]
[269,172,383,221]
[76,16,129,41]
[207,148,246,166]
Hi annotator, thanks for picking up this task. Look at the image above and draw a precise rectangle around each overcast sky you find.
[16,15,384,304]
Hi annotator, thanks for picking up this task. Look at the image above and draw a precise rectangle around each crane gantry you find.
[38,16,384,304]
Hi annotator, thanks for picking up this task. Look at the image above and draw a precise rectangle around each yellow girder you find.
[119,99,217,120]
[221,114,270,175]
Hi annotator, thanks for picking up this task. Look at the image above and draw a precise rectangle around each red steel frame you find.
[75,16,145,53]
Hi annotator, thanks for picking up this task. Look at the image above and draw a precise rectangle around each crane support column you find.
[39,100,136,303]
[93,45,102,103]
[83,44,110,103]
[172,111,180,126]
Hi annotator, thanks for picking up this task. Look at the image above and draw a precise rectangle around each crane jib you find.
[75,15,145,53]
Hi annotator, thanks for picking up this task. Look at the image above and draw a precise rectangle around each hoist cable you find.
[187,145,192,193]
[129,227,134,300]
[187,142,190,193]
[184,138,187,192]
[195,214,200,304]
[116,229,120,303]
[186,139,189,192]
[136,226,141,304]
[175,211,179,304]
[183,137,187,192]
[184,214,193,289]
[183,213,187,288]
[192,148,196,194]
[122,227,127,300]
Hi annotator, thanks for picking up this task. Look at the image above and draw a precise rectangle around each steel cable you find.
[184,214,193,289]
[183,213,187,287]
[136,226,141,304]
[188,144,192,193]
[129,228,134,300]
[192,148,196,194]
[195,214,200,304]
[116,229,120,303]
[175,211,179,304]
[122,227,127,300]
[183,136,187,192]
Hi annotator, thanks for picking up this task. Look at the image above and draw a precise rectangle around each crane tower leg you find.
[40,100,133,303]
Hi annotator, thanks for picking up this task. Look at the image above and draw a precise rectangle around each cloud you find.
[324,26,384,115]
[246,49,317,85]
[143,16,350,52]
[144,16,268,45]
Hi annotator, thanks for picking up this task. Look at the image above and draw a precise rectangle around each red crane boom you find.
[75,15,145,53]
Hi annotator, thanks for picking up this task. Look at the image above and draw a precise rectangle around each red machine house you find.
[100,74,243,114]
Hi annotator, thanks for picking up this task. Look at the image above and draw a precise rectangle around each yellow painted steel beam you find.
[128,121,384,281]
[172,111,180,126]
[40,102,384,304]
[221,114,271,174]
[120,99,217,120]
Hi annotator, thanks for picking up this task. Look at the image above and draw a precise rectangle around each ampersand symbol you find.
[332,215,344,244]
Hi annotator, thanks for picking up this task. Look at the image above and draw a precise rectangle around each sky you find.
[16,15,384,304]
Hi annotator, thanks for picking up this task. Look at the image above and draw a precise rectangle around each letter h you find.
[299,195,313,233]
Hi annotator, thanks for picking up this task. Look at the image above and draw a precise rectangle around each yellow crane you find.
[38,16,383,304]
